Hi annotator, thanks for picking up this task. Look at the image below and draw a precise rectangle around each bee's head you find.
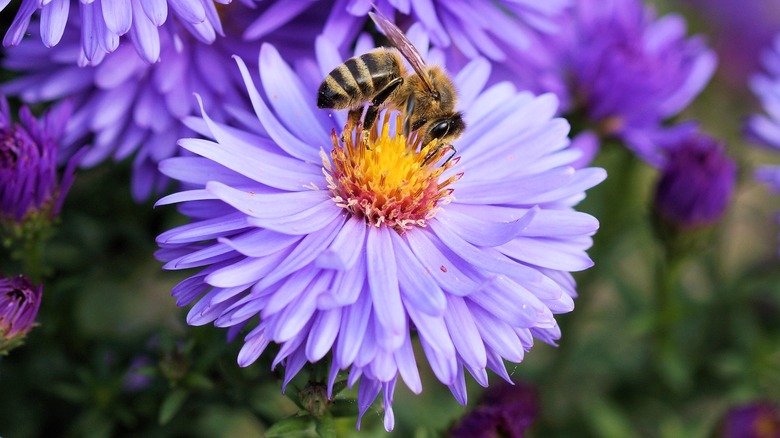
[426,113,465,145]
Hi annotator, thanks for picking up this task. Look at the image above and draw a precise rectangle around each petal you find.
[254,217,343,288]
[316,216,367,270]
[234,53,321,163]
[335,290,371,368]
[237,323,270,367]
[499,236,595,272]
[258,37,331,147]
[470,305,525,362]
[156,212,251,245]
[101,0,132,35]
[390,230,446,316]
[443,296,486,371]
[305,308,342,361]
[271,280,325,343]
[469,275,554,329]
[366,226,406,351]
[204,181,329,219]
[219,229,302,258]
[169,0,205,24]
[403,229,480,296]
[204,248,291,288]
[139,0,167,25]
[437,206,537,247]
[129,0,160,63]
[394,331,421,394]
[40,0,69,47]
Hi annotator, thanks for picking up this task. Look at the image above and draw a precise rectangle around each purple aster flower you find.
[2,0,232,64]
[344,0,570,63]
[449,380,538,438]
[0,96,80,226]
[155,33,604,431]
[652,132,736,230]
[506,0,716,167]
[684,0,780,87]
[0,274,42,355]
[1,4,271,201]
[722,402,780,438]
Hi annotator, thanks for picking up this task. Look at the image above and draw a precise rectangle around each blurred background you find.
[1,0,780,437]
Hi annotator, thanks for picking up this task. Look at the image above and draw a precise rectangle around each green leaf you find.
[329,379,349,398]
[183,372,214,390]
[266,415,313,436]
[315,414,335,438]
[330,399,359,417]
[159,389,189,425]
[586,398,636,438]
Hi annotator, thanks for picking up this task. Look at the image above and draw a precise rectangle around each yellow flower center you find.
[323,113,461,232]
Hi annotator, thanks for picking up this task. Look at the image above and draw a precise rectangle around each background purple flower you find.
[505,0,716,166]
[449,380,538,438]
[0,274,42,354]
[722,402,780,438]
[652,132,736,230]
[684,0,780,87]
[0,96,80,224]
[345,0,570,63]
[155,32,604,431]
[2,0,233,64]
[1,3,317,201]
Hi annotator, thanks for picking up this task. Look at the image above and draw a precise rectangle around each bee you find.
[317,9,465,157]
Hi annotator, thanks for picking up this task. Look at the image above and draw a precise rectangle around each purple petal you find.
[306,308,341,361]
[367,226,406,351]
[499,237,595,272]
[129,0,160,63]
[169,0,205,24]
[219,229,302,258]
[237,323,270,367]
[469,275,554,329]
[437,206,537,247]
[101,0,132,35]
[335,290,371,369]
[271,283,323,343]
[40,0,69,47]
[4,0,38,47]
[259,43,331,153]
[139,0,167,25]
[469,305,525,362]
[317,251,366,309]
[390,230,446,316]
[204,249,290,288]
[244,0,312,40]
[254,218,343,288]
[156,212,251,244]
[444,296,486,371]
[316,216,367,270]
[394,331,421,394]
[234,54,320,163]
[403,229,480,296]
[204,181,329,219]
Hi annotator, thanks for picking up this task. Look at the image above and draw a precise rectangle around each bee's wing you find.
[369,10,435,94]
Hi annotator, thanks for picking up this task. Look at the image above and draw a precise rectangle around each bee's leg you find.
[403,94,416,139]
[421,144,457,167]
[363,77,404,131]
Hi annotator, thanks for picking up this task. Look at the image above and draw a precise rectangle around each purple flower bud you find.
[0,96,81,226]
[653,134,737,229]
[722,402,780,438]
[450,381,538,438]
[0,274,42,354]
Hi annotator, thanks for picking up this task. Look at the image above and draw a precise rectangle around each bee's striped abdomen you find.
[317,49,403,110]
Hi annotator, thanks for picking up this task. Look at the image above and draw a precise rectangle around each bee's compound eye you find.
[430,121,450,139]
